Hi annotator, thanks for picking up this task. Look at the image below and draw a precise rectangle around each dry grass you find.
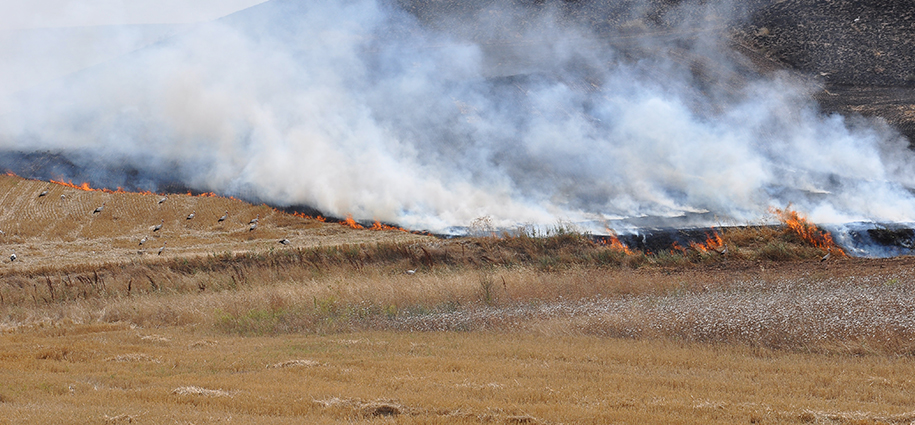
[0,326,913,424]
[1,174,914,423]
[0,174,428,271]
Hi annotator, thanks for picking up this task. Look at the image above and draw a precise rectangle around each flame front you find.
[771,207,846,256]
[343,214,364,229]
[602,228,633,255]
[690,231,725,254]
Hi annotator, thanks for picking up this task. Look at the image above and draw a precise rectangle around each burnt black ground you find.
[398,0,915,143]
[734,0,915,143]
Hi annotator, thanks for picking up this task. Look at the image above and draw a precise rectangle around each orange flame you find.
[602,228,634,255]
[290,212,328,222]
[608,235,633,255]
[671,241,686,254]
[771,207,846,257]
[343,214,363,229]
[51,179,155,195]
[689,230,725,254]
[369,220,407,232]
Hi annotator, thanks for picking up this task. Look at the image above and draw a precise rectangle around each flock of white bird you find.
[5,187,292,264]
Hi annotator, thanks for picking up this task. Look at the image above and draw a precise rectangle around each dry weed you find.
[171,386,232,397]
[267,359,320,368]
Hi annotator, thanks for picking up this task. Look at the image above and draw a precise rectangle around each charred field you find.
[1,174,915,423]
[3,0,915,423]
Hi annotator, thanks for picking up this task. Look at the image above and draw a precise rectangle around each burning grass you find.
[0,220,911,355]
[0,176,913,422]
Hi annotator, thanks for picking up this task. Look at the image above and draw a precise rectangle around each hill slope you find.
[0,175,430,272]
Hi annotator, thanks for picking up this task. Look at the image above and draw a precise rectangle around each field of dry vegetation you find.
[1,174,914,424]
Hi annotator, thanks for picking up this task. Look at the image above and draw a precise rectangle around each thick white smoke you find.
[1,0,914,232]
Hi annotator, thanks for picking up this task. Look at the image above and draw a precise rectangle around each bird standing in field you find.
[820,247,832,262]
[139,236,148,246]
[92,202,106,214]
[218,211,228,223]
[186,210,195,220]
[158,242,167,256]
[158,196,168,205]
[38,190,48,197]
[279,238,290,245]
[153,219,164,232]
[9,252,16,262]
[249,214,259,224]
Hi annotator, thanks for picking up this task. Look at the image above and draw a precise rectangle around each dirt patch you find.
[0,175,432,275]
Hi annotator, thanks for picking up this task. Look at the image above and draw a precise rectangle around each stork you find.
[218,211,228,222]
[820,247,832,262]
[405,269,416,275]
[38,190,48,197]
[249,214,259,224]
[279,238,290,245]
[158,196,168,205]
[92,202,106,214]
[139,236,148,246]
[153,219,164,232]
[158,242,167,256]
[186,210,195,220]
[9,252,16,262]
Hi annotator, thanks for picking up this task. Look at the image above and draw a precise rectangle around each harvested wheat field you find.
[2,174,915,424]
[0,175,428,269]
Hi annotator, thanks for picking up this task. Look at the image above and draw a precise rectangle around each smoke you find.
[2,0,915,232]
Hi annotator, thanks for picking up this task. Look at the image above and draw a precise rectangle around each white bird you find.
[38,190,48,197]
[139,236,148,246]
[92,202,106,214]
[186,210,195,220]
[249,214,260,224]
[153,219,164,232]
[405,269,416,275]
[249,222,257,231]
[820,247,832,262]
[9,252,16,262]
[158,196,168,205]
[60,194,66,200]
[279,238,290,245]
[158,242,167,255]
[218,211,228,222]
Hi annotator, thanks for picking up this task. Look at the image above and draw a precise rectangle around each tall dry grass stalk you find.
[1,230,912,355]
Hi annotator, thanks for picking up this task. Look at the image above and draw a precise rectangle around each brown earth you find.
[0,175,431,274]
[2,175,915,424]
[1,173,913,284]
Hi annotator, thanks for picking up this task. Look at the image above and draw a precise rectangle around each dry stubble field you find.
[1,174,914,424]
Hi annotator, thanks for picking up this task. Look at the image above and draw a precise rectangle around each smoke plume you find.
[2,0,914,233]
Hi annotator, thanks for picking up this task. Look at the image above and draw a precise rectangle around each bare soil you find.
[0,175,431,273]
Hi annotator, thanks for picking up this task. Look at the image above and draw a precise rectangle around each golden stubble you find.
[0,325,914,424]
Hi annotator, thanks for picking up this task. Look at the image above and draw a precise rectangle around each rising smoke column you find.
[1,0,914,232]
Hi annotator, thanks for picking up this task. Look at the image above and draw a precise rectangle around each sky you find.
[0,0,267,30]
[0,0,268,99]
